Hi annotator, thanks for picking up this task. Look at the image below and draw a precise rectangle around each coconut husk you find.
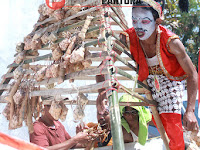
[24,33,34,50]
[59,38,71,51]
[35,67,46,82]
[70,47,85,63]
[15,52,25,64]
[59,101,68,122]
[16,42,25,53]
[13,66,24,81]
[81,59,92,68]
[73,105,85,121]
[41,32,51,45]
[58,62,66,84]
[45,66,53,78]
[52,47,63,61]
[50,64,60,78]
[53,9,65,20]
[31,39,42,50]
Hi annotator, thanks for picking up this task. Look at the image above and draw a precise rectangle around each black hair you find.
[123,107,139,121]
[132,0,165,21]
[178,0,189,13]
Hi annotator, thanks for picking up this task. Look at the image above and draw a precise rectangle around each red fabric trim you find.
[0,132,45,150]
[126,25,187,82]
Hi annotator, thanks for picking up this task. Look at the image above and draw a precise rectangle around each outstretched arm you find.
[169,38,199,131]
[47,132,92,150]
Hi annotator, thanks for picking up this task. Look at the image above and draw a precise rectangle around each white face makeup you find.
[132,7,156,40]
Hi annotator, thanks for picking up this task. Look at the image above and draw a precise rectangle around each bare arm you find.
[122,126,133,143]
[46,132,90,150]
[169,38,199,131]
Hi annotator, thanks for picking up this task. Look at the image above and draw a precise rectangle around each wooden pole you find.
[104,10,125,150]
[112,42,134,61]
[108,4,129,30]
[109,14,126,31]
[118,83,157,106]
[143,80,170,150]
[30,81,110,97]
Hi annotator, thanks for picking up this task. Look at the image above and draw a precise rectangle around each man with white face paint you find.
[132,8,156,40]
[125,0,199,150]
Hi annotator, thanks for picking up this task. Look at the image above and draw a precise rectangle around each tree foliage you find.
[163,0,200,68]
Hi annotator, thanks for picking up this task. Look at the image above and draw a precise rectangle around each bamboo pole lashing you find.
[0,93,149,105]
[0,81,144,93]
[109,31,129,52]
[110,52,136,71]
[109,53,150,90]
[24,56,133,62]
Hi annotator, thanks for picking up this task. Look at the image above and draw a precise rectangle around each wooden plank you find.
[43,101,149,106]
[112,30,123,34]
[86,47,104,51]
[89,66,135,71]
[0,98,150,107]
[30,81,111,96]
[109,4,128,29]
[2,69,34,79]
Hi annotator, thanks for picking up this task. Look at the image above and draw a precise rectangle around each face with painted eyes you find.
[132,7,156,40]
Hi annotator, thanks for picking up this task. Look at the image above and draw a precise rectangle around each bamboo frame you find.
[0,3,171,150]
